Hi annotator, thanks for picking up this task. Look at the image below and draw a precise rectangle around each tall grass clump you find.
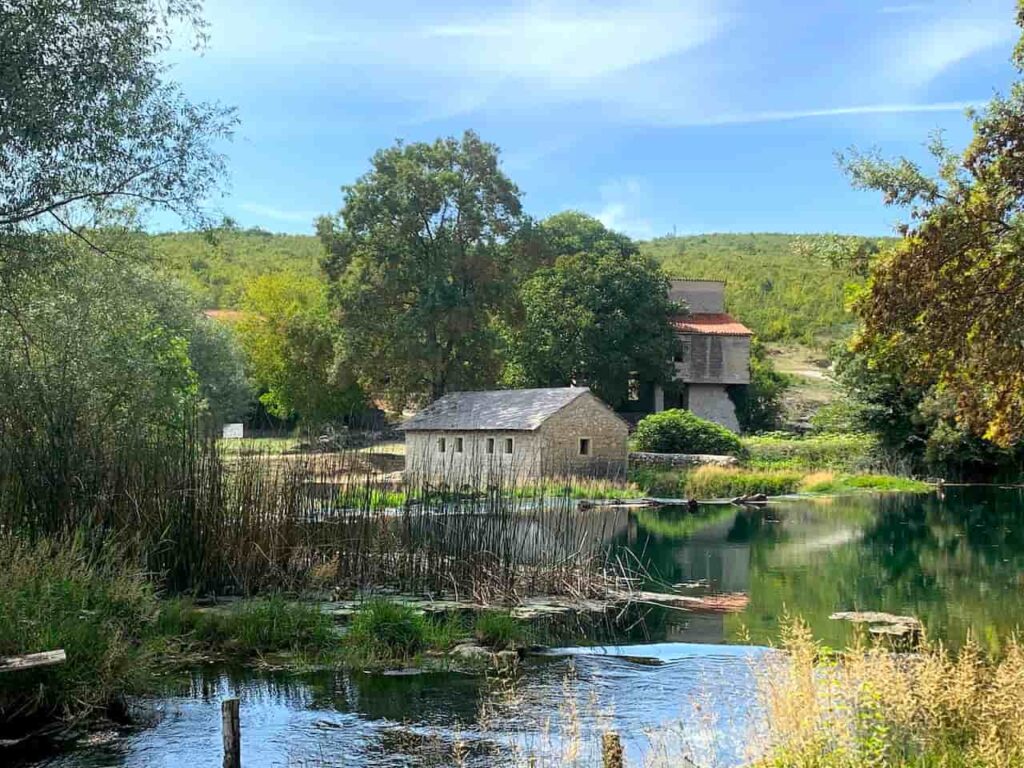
[474,611,530,650]
[0,537,159,726]
[343,599,431,664]
[682,467,803,498]
[757,618,1024,768]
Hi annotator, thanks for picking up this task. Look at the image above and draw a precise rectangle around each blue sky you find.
[164,0,1019,238]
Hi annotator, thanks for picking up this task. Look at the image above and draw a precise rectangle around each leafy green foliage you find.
[188,316,252,424]
[0,0,233,232]
[730,339,790,433]
[633,409,744,456]
[153,225,323,308]
[742,433,879,473]
[236,272,364,426]
[837,7,1024,447]
[504,213,675,407]
[319,131,531,406]
[640,234,866,344]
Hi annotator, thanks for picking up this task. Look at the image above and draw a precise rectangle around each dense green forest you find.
[152,229,860,345]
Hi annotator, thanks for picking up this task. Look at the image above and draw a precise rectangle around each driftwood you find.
[0,650,66,673]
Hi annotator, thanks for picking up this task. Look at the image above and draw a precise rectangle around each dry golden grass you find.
[756,618,1024,767]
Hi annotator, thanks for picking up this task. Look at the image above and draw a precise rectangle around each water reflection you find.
[621,487,1024,650]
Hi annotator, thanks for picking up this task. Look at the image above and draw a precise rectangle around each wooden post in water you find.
[602,732,623,768]
[222,698,240,768]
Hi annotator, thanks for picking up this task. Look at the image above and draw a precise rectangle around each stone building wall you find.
[538,393,629,478]
[404,430,542,486]
[403,392,629,485]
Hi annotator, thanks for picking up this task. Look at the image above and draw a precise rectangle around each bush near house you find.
[633,409,744,456]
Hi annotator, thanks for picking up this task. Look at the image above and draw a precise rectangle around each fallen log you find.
[0,649,66,673]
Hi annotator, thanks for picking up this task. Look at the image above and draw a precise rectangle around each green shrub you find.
[633,409,744,456]
[474,611,529,650]
[344,599,429,664]
[0,537,159,723]
[629,468,685,497]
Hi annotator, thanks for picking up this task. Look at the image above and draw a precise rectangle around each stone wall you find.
[687,384,741,433]
[539,392,629,478]
[629,452,739,469]
[404,430,542,486]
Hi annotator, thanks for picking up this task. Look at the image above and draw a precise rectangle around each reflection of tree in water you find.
[727,489,1024,650]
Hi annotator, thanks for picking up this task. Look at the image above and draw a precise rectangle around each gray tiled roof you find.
[399,387,592,431]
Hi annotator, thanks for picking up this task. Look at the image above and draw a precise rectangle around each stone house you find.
[400,387,629,485]
[627,279,752,432]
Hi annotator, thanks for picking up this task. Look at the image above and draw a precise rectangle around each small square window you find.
[504,437,514,455]
[454,436,464,453]
[437,437,446,453]
[486,437,495,454]
[579,438,591,456]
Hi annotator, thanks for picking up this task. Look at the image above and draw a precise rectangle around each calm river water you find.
[25,487,1024,767]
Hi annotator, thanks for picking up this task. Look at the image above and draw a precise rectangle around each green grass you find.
[337,486,408,508]
[799,473,931,494]
[157,596,340,657]
[0,537,161,724]
[217,436,300,456]
[342,599,433,665]
[631,466,930,499]
[474,611,530,650]
[742,432,879,472]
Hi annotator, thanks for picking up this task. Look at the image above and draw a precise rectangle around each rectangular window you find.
[486,437,495,455]
[504,437,514,455]
[578,438,591,456]
[454,436,464,453]
[437,437,446,453]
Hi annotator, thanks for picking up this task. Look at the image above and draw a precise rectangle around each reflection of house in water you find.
[626,507,755,644]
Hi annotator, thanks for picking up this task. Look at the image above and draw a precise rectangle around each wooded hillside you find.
[152,229,862,345]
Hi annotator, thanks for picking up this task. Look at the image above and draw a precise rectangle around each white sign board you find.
[222,423,244,439]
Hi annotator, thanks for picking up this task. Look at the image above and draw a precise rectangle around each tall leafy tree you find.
[840,3,1024,446]
[318,131,529,406]
[504,212,676,408]
[0,0,234,233]
[237,273,364,427]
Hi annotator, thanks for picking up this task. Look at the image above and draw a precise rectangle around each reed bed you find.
[0,421,631,600]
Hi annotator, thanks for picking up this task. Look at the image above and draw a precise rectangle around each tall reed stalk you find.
[0,420,629,600]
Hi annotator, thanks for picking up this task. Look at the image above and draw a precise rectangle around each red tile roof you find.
[671,313,753,336]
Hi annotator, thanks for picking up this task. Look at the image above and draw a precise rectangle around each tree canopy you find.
[841,2,1024,446]
[236,273,364,427]
[503,212,676,408]
[0,0,234,233]
[318,131,531,406]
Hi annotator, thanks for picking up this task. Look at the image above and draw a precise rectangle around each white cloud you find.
[237,202,319,224]
[690,100,982,126]
[882,9,1015,89]
[592,178,655,239]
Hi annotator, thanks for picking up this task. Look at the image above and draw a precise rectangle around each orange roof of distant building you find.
[203,309,248,323]
[671,313,753,336]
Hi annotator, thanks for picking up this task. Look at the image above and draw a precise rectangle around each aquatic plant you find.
[343,599,431,664]
[474,611,530,650]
